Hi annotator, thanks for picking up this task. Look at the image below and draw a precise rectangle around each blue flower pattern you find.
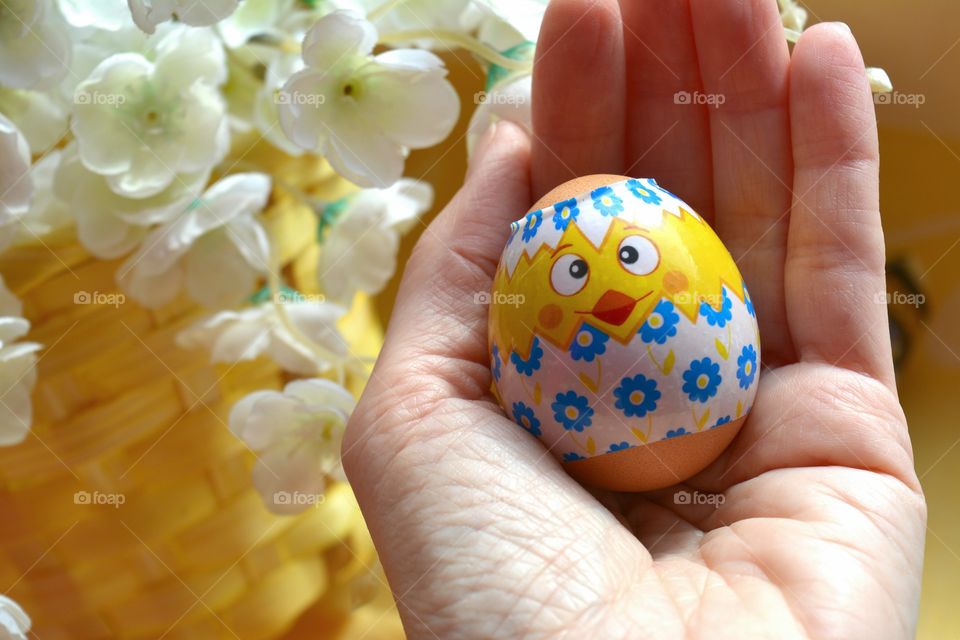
[590,186,624,217]
[700,289,733,327]
[510,337,543,376]
[552,198,580,231]
[496,179,760,459]
[711,415,731,430]
[569,324,608,362]
[512,402,541,437]
[639,299,680,344]
[613,374,661,417]
[626,178,662,205]
[737,344,758,390]
[521,209,542,242]
[682,357,722,403]
[552,391,594,432]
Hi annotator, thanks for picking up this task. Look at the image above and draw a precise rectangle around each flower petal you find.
[301,11,376,68]
[0,114,33,220]
[183,236,261,308]
[323,111,405,188]
[284,378,355,415]
[362,55,460,148]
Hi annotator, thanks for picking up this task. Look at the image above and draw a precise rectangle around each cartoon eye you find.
[617,235,659,275]
[550,253,589,296]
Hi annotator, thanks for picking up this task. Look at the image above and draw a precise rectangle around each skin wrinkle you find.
[722,523,813,638]
[343,5,924,637]
[698,364,914,491]
[415,485,611,636]
[816,477,926,579]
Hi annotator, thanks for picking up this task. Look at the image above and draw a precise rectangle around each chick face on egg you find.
[488,175,760,492]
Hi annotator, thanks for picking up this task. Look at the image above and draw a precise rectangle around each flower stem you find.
[783,27,802,43]
[267,244,346,385]
[378,29,533,71]
[368,0,408,22]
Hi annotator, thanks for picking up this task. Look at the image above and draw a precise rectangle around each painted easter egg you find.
[488,175,760,492]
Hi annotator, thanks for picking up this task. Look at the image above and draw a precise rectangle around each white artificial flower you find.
[278,11,459,187]
[230,379,354,515]
[362,0,470,42]
[118,173,272,309]
[778,0,808,33]
[0,115,33,251]
[253,53,305,156]
[177,296,349,375]
[470,0,547,43]
[0,276,42,447]
[319,178,432,302]
[217,0,295,48]
[0,595,30,640]
[70,26,228,198]
[11,150,71,244]
[467,73,532,155]
[128,0,240,34]
[59,0,130,30]
[53,144,207,258]
[0,88,70,154]
[0,0,72,89]
[867,67,893,94]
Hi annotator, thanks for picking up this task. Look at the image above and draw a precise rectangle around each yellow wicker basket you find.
[0,147,401,639]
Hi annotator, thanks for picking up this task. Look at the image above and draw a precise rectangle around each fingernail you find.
[826,21,852,35]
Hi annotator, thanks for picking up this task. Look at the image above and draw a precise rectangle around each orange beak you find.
[590,289,637,326]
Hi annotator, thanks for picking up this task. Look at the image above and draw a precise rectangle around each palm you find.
[343,1,925,638]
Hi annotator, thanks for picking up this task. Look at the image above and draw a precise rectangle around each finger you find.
[689,0,795,366]
[620,0,714,220]
[785,23,894,389]
[531,0,626,198]
[687,363,918,495]
[378,121,532,383]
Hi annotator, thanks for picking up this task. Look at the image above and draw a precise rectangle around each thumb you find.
[378,121,533,373]
[341,119,533,476]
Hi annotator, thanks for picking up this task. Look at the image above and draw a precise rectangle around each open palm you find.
[343,1,926,638]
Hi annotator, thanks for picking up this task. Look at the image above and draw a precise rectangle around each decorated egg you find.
[488,175,760,491]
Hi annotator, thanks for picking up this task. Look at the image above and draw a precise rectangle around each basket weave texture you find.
[0,150,401,639]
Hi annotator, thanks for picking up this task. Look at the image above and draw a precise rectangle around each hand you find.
[343,1,926,637]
